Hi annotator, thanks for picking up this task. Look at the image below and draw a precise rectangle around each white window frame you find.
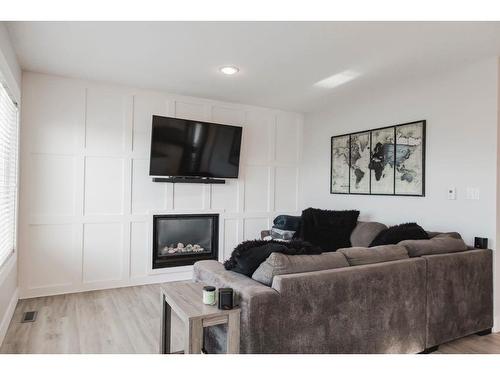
[0,79,19,270]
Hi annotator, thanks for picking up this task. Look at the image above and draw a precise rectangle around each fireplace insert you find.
[152,213,219,268]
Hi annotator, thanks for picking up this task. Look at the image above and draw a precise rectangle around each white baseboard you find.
[493,315,500,333]
[19,270,192,299]
[0,287,18,347]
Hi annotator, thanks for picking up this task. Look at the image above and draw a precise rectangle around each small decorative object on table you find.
[218,288,234,310]
[202,286,216,305]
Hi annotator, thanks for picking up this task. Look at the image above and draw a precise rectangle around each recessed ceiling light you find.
[219,66,239,75]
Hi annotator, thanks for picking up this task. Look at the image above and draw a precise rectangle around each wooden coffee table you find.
[160,281,241,354]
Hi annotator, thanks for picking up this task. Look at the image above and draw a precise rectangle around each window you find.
[0,82,18,268]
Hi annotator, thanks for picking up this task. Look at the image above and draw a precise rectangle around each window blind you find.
[0,82,18,268]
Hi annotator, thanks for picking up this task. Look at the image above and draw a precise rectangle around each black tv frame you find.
[149,115,242,184]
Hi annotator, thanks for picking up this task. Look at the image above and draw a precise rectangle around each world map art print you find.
[330,120,425,196]
[330,135,350,193]
[349,131,370,194]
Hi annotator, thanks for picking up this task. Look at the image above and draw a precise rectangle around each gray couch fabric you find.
[338,244,408,266]
[350,221,388,247]
[424,249,493,347]
[251,251,349,286]
[194,258,427,353]
[193,222,493,353]
[272,258,427,353]
[426,231,462,239]
[400,234,468,257]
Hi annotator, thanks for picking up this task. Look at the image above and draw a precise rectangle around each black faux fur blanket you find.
[223,239,322,272]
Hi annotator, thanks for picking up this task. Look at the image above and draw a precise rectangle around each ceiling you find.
[6,21,500,113]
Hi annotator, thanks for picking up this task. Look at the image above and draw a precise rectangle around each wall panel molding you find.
[18,72,303,298]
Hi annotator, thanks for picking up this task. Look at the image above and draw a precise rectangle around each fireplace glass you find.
[152,214,219,268]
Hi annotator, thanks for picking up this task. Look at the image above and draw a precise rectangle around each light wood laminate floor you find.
[1,284,499,354]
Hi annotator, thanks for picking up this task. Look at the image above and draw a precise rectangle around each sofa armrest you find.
[193,260,281,353]
[272,258,427,353]
[193,260,277,302]
[423,249,493,347]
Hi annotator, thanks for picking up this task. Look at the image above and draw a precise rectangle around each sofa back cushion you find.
[400,234,468,257]
[350,221,388,247]
[252,252,349,286]
[338,244,409,266]
[426,231,462,239]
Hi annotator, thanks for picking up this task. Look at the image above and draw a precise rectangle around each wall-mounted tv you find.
[149,115,243,179]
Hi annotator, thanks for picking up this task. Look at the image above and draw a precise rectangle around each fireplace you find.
[152,213,219,268]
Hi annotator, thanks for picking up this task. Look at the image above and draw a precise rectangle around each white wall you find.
[0,22,21,345]
[301,58,499,329]
[18,72,303,298]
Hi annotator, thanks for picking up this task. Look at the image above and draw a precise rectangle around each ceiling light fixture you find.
[219,66,240,75]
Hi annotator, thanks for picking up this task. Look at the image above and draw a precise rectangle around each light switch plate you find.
[447,187,456,200]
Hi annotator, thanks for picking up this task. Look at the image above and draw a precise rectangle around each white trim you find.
[0,251,16,286]
[20,269,191,299]
[0,286,18,347]
[0,54,20,104]
[494,315,500,333]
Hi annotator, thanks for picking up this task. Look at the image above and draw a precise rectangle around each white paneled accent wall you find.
[18,72,303,298]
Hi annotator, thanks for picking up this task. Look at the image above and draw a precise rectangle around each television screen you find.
[149,115,243,178]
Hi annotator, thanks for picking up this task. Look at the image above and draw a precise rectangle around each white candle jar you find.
[202,286,216,305]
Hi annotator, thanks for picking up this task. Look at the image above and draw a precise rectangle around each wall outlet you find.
[447,187,456,200]
[466,187,480,200]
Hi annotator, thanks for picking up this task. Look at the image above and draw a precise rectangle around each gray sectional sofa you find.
[193,221,493,354]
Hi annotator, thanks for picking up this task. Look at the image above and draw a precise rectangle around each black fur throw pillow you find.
[369,223,429,247]
[294,208,360,252]
[224,239,321,276]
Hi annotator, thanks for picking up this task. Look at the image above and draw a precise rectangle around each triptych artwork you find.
[330,120,426,196]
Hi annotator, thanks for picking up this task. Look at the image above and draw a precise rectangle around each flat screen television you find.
[149,115,243,179]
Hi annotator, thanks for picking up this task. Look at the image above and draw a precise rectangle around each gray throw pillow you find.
[338,245,409,266]
[426,231,462,239]
[252,252,349,286]
[399,235,468,257]
[350,221,388,247]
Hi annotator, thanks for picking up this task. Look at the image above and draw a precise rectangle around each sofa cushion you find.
[399,234,468,257]
[252,252,349,286]
[370,223,429,247]
[350,221,388,247]
[426,231,462,239]
[338,245,409,266]
[232,242,288,276]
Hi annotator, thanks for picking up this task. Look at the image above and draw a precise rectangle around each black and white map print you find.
[331,121,425,196]
[395,122,424,195]
[331,135,350,193]
[369,127,395,194]
[349,132,370,193]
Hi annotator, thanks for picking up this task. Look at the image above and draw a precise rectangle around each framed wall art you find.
[330,120,426,196]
